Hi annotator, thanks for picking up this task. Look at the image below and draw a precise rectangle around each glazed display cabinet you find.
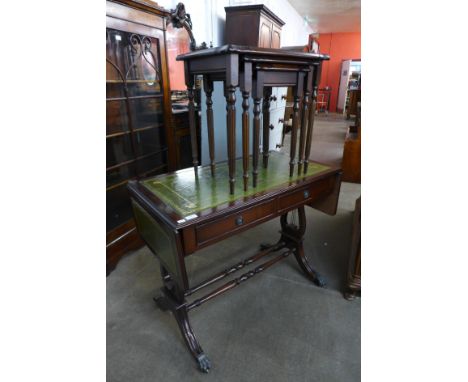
[106,0,176,272]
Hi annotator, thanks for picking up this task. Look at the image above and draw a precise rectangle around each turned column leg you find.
[184,63,198,174]
[304,65,319,174]
[203,76,215,176]
[252,73,264,188]
[225,54,239,195]
[298,71,311,175]
[252,97,261,188]
[155,265,212,373]
[241,62,252,192]
[290,72,305,177]
[225,85,236,195]
[280,206,326,287]
[262,87,272,168]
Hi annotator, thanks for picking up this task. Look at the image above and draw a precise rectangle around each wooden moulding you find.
[106,219,144,274]
[107,1,167,31]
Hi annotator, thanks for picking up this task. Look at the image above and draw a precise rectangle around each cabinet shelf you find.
[106,163,167,192]
[107,94,163,102]
[106,79,159,84]
[106,148,168,172]
[106,123,164,139]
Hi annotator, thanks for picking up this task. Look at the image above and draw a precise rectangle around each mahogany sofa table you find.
[128,151,342,372]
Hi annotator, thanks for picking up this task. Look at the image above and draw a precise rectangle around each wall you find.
[158,0,313,164]
[316,32,361,113]
[158,0,313,47]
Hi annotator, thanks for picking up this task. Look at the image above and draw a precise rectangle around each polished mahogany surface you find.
[176,44,330,61]
[128,151,339,229]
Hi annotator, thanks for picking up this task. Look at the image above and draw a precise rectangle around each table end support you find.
[157,267,212,373]
[280,206,326,288]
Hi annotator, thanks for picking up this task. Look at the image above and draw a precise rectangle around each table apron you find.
[181,174,337,254]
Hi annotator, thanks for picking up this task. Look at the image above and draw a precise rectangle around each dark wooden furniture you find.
[128,45,339,372]
[345,196,361,300]
[128,153,341,372]
[225,5,284,48]
[346,89,361,120]
[176,45,329,193]
[170,92,202,171]
[225,6,287,153]
[342,102,361,183]
[172,107,201,169]
[106,0,177,272]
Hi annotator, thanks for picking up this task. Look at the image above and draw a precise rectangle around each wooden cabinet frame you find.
[106,0,176,273]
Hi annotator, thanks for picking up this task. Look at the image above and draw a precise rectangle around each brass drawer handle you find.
[303,190,310,199]
[235,216,244,226]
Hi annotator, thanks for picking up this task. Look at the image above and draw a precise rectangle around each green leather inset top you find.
[142,151,329,217]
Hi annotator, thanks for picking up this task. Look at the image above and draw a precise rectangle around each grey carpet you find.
[107,114,360,381]
[280,113,350,167]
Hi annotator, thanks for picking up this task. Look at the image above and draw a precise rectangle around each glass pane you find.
[134,127,166,158]
[106,82,126,99]
[107,183,133,232]
[130,97,164,130]
[107,134,134,168]
[137,150,167,176]
[106,162,136,189]
[106,29,126,99]
[107,100,129,135]
[106,26,169,234]
[106,29,126,81]
[106,28,162,98]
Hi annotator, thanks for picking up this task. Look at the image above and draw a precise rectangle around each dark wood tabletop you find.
[176,44,330,61]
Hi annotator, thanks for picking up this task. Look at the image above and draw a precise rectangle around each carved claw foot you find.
[153,296,170,312]
[196,353,211,373]
[344,289,359,300]
[313,272,326,288]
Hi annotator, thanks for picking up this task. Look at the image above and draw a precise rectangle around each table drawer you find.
[278,177,333,212]
[196,200,276,245]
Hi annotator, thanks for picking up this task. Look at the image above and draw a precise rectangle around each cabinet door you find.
[259,18,272,48]
[271,24,281,48]
[106,20,168,232]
